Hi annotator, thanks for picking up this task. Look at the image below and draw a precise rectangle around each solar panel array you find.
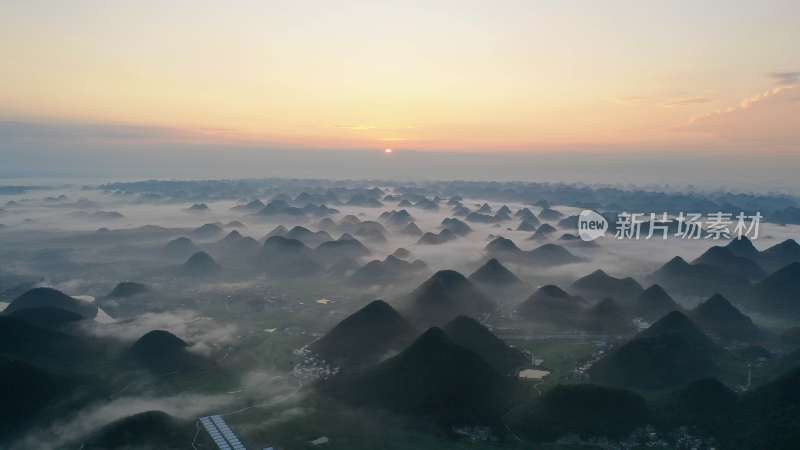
[199,415,247,450]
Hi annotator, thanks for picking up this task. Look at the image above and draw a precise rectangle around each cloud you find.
[768,71,800,85]
[80,309,239,356]
[685,85,800,150]
[334,124,377,131]
[661,97,713,107]
[612,96,648,105]
[17,393,234,450]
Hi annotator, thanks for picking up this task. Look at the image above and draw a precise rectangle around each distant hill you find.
[0,315,106,371]
[441,217,472,236]
[381,209,414,228]
[650,256,749,299]
[162,236,198,259]
[314,238,370,265]
[485,236,524,260]
[443,316,528,375]
[572,270,644,304]
[750,262,800,318]
[127,330,211,373]
[589,311,723,390]
[725,367,800,450]
[231,198,265,212]
[526,243,582,266]
[405,270,496,326]
[322,327,516,426]
[417,229,457,245]
[6,307,83,329]
[691,294,763,342]
[400,222,423,236]
[181,251,221,276]
[582,298,636,335]
[82,410,191,450]
[631,284,682,322]
[308,300,415,369]
[349,255,428,285]
[509,384,649,442]
[515,208,538,223]
[758,239,800,273]
[108,281,149,298]
[655,377,738,436]
[4,287,97,319]
[468,258,522,288]
[692,245,766,281]
[516,285,587,327]
[260,236,323,277]
[538,208,564,221]
[527,223,557,241]
[191,223,223,239]
[725,236,760,260]
[285,225,333,247]
[0,357,85,441]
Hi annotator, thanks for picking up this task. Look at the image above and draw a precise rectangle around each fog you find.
[2,176,799,449]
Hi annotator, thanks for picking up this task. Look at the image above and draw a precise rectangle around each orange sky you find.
[1,1,798,153]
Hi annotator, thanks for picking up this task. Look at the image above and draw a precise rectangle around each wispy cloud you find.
[661,96,713,107]
[334,124,377,131]
[768,71,800,85]
[612,96,648,105]
[689,85,797,123]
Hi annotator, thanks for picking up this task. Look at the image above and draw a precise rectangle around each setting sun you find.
[384,148,393,154]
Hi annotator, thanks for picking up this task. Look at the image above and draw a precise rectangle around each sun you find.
[384,148,393,154]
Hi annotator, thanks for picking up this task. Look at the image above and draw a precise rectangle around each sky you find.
[0,1,798,184]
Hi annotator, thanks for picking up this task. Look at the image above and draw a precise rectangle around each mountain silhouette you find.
[417,229,457,245]
[443,315,528,375]
[516,285,587,327]
[691,294,763,342]
[589,311,722,390]
[127,330,211,373]
[509,384,649,442]
[527,223,556,241]
[181,251,221,276]
[759,239,800,273]
[582,298,635,334]
[260,236,322,277]
[538,208,564,221]
[516,220,539,231]
[725,236,760,260]
[405,270,496,326]
[231,198,265,212]
[308,300,415,369]
[631,284,681,322]
[190,223,223,239]
[314,237,370,265]
[692,245,766,281]
[322,327,515,426]
[107,281,149,298]
[285,226,333,247]
[572,270,644,303]
[650,256,749,299]
[468,258,522,287]
[751,262,800,318]
[350,255,429,285]
[441,217,472,236]
[4,287,97,319]
[83,410,190,450]
[162,236,199,259]
[400,222,423,236]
